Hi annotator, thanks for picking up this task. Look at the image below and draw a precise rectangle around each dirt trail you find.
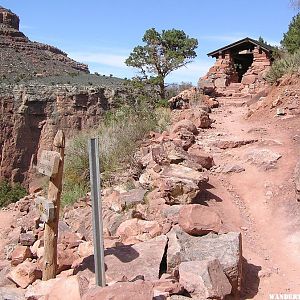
[207,103,300,299]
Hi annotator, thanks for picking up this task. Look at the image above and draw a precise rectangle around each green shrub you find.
[62,105,171,206]
[0,181,27,207]
[266,50,300,84]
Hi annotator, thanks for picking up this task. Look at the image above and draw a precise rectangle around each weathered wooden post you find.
[36,130,65,280]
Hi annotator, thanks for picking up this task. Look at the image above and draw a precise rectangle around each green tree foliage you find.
[281,13,300,54]
[125,28,198,100]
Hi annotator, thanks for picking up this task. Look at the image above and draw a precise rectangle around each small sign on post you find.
[37,151,60,177]
[35,196,55,223]
[88,137,106,287]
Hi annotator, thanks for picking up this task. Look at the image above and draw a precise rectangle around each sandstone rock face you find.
[178,204,222,236]
[82,280,153,300]
[179,259,232,299]
[167,228,242,295]
[0,7,20,30]
[0,84,127,185]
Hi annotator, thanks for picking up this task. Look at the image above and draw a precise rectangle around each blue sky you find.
[1,0,297,84]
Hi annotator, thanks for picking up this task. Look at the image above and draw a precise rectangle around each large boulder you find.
[74,235,168,284]
[154,164,209,205]
[179,259,232,299]
[167,227,242,295]
[105,235,168,282]
[47,275,89,300]
[176,108,212,129]
[82,280,153,300]
[171,119,198,135]
[187,144,215,169]
[178,204,222,236]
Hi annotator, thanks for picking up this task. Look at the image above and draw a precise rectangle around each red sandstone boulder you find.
[241,74,256,85]
[78,241,94,257]
[47,275,89,300]
[116,218,162,244]
[104,235,168,282]
[24,278,61,299]
[153,274,184,296]
[57,247,80,273]
[170,128,195,150]
[177,108,212,129]
[187,144,215,169]
[179,259,232,299]
[11,245,32,266]
[83,280,153,300]
[19,232,36,246]
[153,164,209,205]
[178,204,222,236]
[7,260,42,288]
[171,119,198,135]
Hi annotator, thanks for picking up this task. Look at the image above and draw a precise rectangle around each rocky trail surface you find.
[0,84,299,299]
[205,101,300,298]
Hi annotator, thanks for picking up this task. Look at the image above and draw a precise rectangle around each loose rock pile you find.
[0,94,243,299]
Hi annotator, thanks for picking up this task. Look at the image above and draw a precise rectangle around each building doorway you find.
[233,53,254,82]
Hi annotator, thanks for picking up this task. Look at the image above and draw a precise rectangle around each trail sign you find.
[38,150,60,177]
[35,196,55,223]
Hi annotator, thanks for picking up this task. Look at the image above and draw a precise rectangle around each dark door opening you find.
[233,53,253,82]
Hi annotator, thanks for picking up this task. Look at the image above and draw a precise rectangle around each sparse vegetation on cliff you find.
[0,181,27,207]
[62,105,171,206]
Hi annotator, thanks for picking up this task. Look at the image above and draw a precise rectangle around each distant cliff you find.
[0,7,129,185]
[0,6,89,82]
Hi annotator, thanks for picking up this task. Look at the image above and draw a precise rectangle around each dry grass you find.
[62,105,171,206]
[266,50,300,84]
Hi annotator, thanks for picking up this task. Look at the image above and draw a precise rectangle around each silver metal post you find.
[88,138,106,287]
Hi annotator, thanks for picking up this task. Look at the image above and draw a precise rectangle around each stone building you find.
[199,37,273,96]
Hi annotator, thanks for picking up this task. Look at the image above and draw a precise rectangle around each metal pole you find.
[88,138,106,287]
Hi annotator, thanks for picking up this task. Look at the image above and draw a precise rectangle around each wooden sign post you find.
[36,130,65,281]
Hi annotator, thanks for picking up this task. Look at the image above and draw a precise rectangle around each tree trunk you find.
[159,80,165,100]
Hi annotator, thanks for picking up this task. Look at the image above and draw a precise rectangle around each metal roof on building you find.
[207,37,274,57]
